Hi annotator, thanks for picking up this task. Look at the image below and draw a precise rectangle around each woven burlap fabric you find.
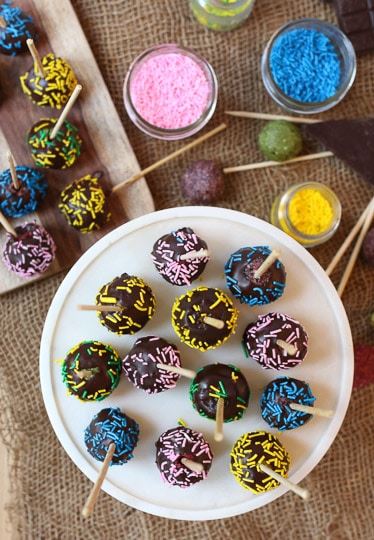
[1,0,373,538]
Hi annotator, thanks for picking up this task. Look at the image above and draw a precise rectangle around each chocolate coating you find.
[225,246,286,305]
[61,340,122,401]
[0,4,37,56]
[0,166,47,218]
[151,227,209,286]
[96,273,156,335]
[181,160,224,204]
[123,336,181,394]
[190,363,250,422]
[172,286,238,351]
[362,227,374,266]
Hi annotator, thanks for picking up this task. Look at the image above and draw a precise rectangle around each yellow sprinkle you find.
[289,187,334,236]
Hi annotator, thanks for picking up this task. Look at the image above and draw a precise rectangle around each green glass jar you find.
[190,0,255,32]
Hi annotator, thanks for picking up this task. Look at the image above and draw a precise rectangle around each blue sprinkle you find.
[0,2,37,56]
[0,166,47,218]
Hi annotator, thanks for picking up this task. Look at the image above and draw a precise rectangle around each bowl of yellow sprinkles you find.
[271,181,341,247]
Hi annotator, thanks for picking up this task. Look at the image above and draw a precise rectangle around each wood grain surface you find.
[0,0,155,295]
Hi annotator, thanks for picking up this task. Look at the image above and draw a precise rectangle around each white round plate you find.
[40,207,353,521]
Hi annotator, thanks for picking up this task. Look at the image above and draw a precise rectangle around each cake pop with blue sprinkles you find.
[225,246,286,306]
[260,377,316,430]
[84,407,140,465]
[0,165,47,218]
[0,2,37,56]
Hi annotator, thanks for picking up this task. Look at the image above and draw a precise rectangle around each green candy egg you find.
[258,120,303,162]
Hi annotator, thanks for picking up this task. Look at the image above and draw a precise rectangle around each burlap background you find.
[1,0,373,538]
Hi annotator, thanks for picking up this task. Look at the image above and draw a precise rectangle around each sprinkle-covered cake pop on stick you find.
[20,39,78,109]
[151,227,209,286]
[123,336,182,394]
[243,312,308,370]
[155,425,213,488]
[0,151,47,217]
[59,173,110,233]
[260,377,333,431]
[0,3,36,56]
[83,407,140,517]
[61,341,122,402]
[172,286,238,351]
[27,84,83,169]
[230,431,309,499]
[225,246,286,306]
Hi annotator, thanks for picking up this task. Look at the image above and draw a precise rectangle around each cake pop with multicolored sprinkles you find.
[61,340,122,402]
[95,273,156,335]
[0,164,47,218]
[151,227,209,286]
[84,407,139,465]
[190,363,250,422]
[171,286,238,351]
[225,246,286,305]
[155,425,213,487]
[243,312,308,370]
[59,173,110,233]
[0,3,36,56]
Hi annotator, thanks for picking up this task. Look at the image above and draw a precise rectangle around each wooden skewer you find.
[289,403,334,418]
[214,397,224,442]
[26,38,45,77]
[276,339,297,356]
[156,363,196,380]
[337,201,374,298]
[326,197,374,277]
[50,84,82,139]
[223,151,333,174]
[112,123,227,194]
[203,316,225,330]
[0,211,17,237]
[225,110,321,124]
[0,16,6,28]
[180,248,209,261]
[180,458,204,474]
[254,249,281,279]
[7,151,20,190]
[82,443,115,518]
[259,463,309,500]
[78,304,122,313]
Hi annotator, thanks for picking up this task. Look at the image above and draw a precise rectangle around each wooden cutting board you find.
[0,0,155,294]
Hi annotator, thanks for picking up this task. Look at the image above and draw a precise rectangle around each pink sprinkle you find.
[130,53,211,129]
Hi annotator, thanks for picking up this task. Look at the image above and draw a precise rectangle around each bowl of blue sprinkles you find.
[261,18,357,114]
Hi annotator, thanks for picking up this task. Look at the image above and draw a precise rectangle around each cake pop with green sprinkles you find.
[258,120,303,162]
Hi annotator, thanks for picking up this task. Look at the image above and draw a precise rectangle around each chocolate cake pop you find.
[85,407,139,465]
[28,118,82,169]
[225,246,286,306]
[59,173,110,233]
[260,377,316,430]
[96,273,156,335]
[243,312,308,370]
[172,286,238,351]
[181,160,224,204]
[0,3,36,56]
[2,221,55,278]
[190,363,250,422]
[155,426,213,487]
[0,165,47,218]
[20,52,78,109]
[151,227,209,286]
[230,431,290,494]
[123,336,181,394]
[61,340,122,402]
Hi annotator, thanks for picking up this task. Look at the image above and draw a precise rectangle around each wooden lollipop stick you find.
[181,458,204,473]
[0,211,17,237]
[326,197,374,277]
[276,339,297,356]
[259,463,309,500]
[156,363,196,380]
[225,110,321,124]
[0,16,6,28]
[180,248,209,261]
[203,316,225,330]
[337,201,374,298]
[82,443,115,518]
[112,123,227,194]
[289,403,334,418]
[7,151,20,190]
[78,304,122,313]
[254,249,281,279]
[214,397,224,442]
[223,151,333,174]
[50,84,82,139]
[26,38,45,77]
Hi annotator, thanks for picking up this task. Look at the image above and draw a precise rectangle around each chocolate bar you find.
[333,0,374,53]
